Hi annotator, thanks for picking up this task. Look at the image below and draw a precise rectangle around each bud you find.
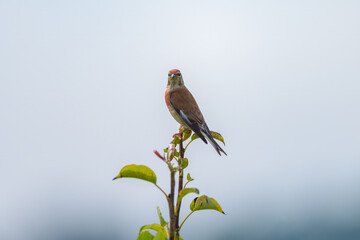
[153,150,165,161]
[167,143,175,161]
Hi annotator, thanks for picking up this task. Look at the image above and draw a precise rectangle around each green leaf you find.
[210,131,225,145]
[154,232,167,240]
[174,149,179,158]
[163,148,168,153]
[113,164,157,184]
[186,173,194,181]
[137,231,154,240]
[177,187,199,203]
[191,133,199,141]
[157,206,167,227]
[181,158,188,169]
[190,195,225,214]
[190,131,225,145]
[182,129,192,141]
[139,224,167,240]
[173,135,180,145]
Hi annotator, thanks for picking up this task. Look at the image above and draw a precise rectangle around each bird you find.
[165,69,227,156]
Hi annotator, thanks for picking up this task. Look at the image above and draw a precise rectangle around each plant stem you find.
[178,211,194,232]
[175,129,185,236]
[154,184,169,200]
[168,169,176,240]
[183,180,190,189]
[184,139,194,152]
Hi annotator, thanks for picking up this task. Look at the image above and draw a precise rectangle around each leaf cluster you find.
[113,129,225,239]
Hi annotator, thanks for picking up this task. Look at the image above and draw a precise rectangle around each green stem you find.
[183,180,190,189]
[178,211,194,232]
[184,139,194,153]
[154,184,169,200]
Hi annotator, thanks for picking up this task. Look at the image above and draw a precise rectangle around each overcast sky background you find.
[1,1,360,239]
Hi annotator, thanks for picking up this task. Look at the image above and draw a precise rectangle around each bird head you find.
[167,69,184,89]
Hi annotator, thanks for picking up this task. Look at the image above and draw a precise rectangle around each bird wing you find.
[169,87,207,143]
[169,87,204,124]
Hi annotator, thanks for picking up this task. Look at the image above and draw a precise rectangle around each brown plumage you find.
[170,88,204,125]
[165,69,227,156]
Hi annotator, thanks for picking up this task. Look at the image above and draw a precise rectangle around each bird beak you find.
[171,73,175,79]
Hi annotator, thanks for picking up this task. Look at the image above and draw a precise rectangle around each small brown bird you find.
[165,69,226,156]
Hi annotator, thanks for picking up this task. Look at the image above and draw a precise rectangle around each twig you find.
[175,129,185,235]
[184,139,194,153]
[183,180,191,189]
[168,169,176,240]
[154,184,169,200]
[178,211,194,232]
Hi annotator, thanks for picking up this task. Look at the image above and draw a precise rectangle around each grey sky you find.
[1,1,360,239]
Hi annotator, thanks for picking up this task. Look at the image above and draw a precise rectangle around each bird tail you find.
[200,123,227,156]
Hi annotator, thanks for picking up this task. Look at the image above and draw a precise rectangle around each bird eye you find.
[176,73,181,76]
